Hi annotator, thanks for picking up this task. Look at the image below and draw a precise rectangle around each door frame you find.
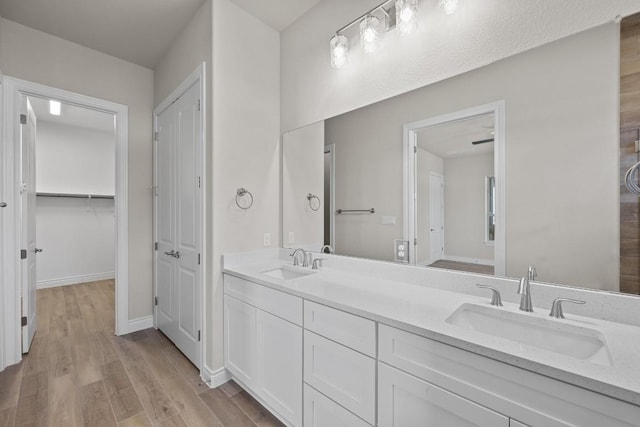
[403,101,506,275]
[1,76,129,368]
[324,144,335,249]
[425,171,444,266]
[152,63,206,373]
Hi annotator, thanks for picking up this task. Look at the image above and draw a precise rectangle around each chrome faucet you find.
[320,244,334,254]
[517,266,536,312]
[290,248,307,267]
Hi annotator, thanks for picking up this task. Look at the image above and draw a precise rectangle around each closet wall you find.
[35,119,116,288]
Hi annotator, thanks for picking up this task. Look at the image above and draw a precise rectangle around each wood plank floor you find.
[0,280,284,427]
[427,259,495,275]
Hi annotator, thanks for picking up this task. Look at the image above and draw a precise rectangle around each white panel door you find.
[378,363,509,427]
[21,98,38,353]
[428,173,444,263]
[154,82,201,367]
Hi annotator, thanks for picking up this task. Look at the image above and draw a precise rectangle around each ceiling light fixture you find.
[330,33,349,69]
[49,100,61,116]
[396,0,418,35]
[439,0,459,15]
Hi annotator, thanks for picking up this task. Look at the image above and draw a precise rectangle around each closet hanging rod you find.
[336,208,375,214]
[36,192,115,199]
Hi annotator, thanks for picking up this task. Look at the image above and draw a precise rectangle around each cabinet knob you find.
[0,202,6,208]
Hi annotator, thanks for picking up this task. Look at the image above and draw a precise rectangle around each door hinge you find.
[414,238,417,246]
[21,316,27,326]
[197,99,201,111]
[154,242,158,251]
[154,131,159,142]
[414,146,417,153]
[197,176,201,188]
[154,296,158,306]
[20,114,26,125]
[198,330,201,341]
[20,249,27,259]
[198,253,201,265]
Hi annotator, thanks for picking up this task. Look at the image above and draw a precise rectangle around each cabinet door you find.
[378,363,509,427]
[224,295,257,387]
[304,385,371,427]
[257,309,302,427]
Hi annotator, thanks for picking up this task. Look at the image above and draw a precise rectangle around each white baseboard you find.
[126,315,154,334]
[201,365,231,388]
[37,271,115,289]
[443,255,494,266]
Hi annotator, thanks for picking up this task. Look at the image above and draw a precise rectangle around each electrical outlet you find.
[394,239,409,263]
[263,233,271,247]
[288,231,294,244]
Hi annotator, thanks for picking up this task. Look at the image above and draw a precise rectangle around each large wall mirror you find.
[282,21,635,295]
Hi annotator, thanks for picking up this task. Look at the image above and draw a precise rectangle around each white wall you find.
[0,19,154,319]
[35,120,116,287]
[324,24,619,290]
[211,0,280,371]
[36,121,115,195]
[281,0,640,132]
[282,121,324,250]
[443,153,494,264]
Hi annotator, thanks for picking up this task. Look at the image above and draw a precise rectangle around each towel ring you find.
[236,188,254,210]
[307,193,321,211]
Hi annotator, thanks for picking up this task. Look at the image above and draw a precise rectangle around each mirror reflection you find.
[283,22,633,295]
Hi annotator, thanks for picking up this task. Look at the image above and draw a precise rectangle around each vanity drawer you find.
[304,300,376,356]
[223,274,302,325]
[304,384,371,427]
[378,324,640,427]
[304,330,376,424]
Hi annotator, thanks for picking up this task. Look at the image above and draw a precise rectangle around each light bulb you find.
[330,34,348,69]
[359,15,380,53]
[396,0,418,35]
[439,0,459,15]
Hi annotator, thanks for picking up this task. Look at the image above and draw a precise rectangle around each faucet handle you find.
[476,284,503,307]
[549,298,585,319]
[312,258,326,270]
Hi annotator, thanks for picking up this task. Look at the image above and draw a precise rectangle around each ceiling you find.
[0,0,320,69]
[0,0,207,69]
[28,96,116,134]
[417,113,495,159]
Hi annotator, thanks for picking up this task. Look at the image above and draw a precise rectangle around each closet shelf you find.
[36,192,115,199]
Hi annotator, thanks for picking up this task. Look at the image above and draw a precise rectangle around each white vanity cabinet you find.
[303,301,377,426]
[378,324,640,427]
[223,275,303,427]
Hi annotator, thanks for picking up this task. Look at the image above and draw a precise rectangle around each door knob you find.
[0,202,6,208]
[164,250,180,259]
[34,248,43,253]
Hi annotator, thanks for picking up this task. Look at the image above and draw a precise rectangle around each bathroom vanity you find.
[222,249,640,427]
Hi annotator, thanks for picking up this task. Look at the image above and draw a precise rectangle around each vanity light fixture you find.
[330,33,349,69]
[439,0,459,15]
[396,0,418,35]
[360,15,381,53]
[49,100,61,116]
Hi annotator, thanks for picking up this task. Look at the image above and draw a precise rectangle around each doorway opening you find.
[404,101,506,276]
[1,77,128,368]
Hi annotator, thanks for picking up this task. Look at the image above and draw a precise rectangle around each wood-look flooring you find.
[427,259,495,275]
[0,280,284,427]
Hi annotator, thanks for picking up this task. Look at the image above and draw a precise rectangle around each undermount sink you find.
[261,266,315,281]
[446,304,612,366]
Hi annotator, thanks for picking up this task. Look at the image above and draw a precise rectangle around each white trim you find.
[404,101,506,276]
[36,272,115,289]
[152,63,206,376]
[324,144,336,249]
[201,366,231,388]
[125,315,154,334]
[442,255,495,266]
[1,76,129,369]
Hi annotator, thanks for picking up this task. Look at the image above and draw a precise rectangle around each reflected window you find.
[486,176,495,243]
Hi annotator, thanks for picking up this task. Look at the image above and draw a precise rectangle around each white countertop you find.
[223,252,640,407]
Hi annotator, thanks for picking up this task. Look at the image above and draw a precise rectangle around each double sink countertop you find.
[222,250,640,407]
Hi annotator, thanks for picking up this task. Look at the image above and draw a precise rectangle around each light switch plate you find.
[381,216,396,225]
[263,233,271,247]
[394,239,409,263]
[288,231,294,244]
